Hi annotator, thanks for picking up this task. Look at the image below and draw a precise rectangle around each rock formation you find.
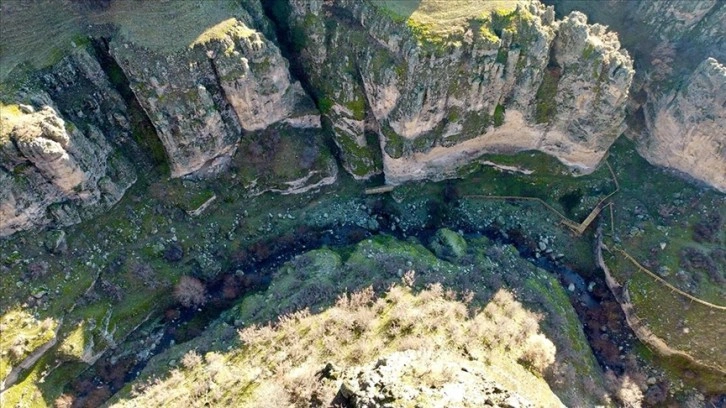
[639,58,726,192]
[286,0,633,183]
[551,0,726,191]
[0,50,136,237]
[108,6,322,178]
[338,350,552,407]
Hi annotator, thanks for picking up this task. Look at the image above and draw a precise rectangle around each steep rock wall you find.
[640,58,726,192]
[108,7,321,178]
[549,0,726,192]
[287,0,633,183]
[0,51,136,236]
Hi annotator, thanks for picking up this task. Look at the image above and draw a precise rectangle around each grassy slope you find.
[373,0,520,32]
[106,233,605,407]
[602,138,726,390]
[109,285,564,407]
[0,1,86,82]
[0,0,248,83]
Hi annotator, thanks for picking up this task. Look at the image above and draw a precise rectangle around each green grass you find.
[604,251,726,380]
[94,0,241,52]
[0,310,57,380]
[597,137,726,389]
[535,69,560,124]
[0,1,86,81]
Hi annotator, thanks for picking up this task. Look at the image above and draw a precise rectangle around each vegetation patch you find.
[0,309,57,380]
[493,103,506,127]
[109,285,562,407]
[535,65,561,124]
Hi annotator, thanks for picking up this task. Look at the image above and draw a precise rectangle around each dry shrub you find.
[53,394,74,408]
[174,276,207,308]
[518,333,556,374]
[127,285,561,407]
[605,370,644,408]
[181,350,202,370]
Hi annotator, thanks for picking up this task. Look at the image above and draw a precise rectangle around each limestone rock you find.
[0,49,136,237]
[109,7,320,178]
[287,0,634,183]
[338,350,550,407]
[639,58,726,192]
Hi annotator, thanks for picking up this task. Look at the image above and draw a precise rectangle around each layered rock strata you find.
[287,0,634,183]
[109,9,322,178]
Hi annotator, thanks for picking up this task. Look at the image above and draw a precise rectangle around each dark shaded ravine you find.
[69,193,637,405]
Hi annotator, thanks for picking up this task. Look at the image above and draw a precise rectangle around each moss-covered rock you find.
[429,228,468,261]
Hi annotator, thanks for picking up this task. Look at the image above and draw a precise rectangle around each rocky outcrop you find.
[551,0,725,191]
[109,7,322,178]
[638,58,726,192]
[0,50,136,237]
[287,0,633,183]
[634,1,726,62]
[338,350,552,407]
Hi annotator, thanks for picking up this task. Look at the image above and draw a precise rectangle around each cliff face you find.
[634,1,726,62]
[549,0,726,191]
[640,58,726,192]
[286,0,633,183]
[108,7,321,179]
[633,2,726,192]
[0,50,136,237]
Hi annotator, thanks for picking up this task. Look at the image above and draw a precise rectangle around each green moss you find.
[406,19,445,46]
[430,228,467,261]
[318,97,333,114]
[493,104,505,127]
[461,111,491,135]
[582,43,595,60]
[64,121,76,133]
[495,48,509,64]
[535,69,560,124]
[346,96,366,121]
[479,25,499,44]
[382,124,404,158]
[335,130,381,177]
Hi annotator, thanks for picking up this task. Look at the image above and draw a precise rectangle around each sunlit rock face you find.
[0,50,136,237]
[639,58,726,192]
[550,0,726,191]
[109,10,319,178]
[286,0,633,183]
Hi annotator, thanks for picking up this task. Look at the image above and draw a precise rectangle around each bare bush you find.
[181,350,202,370]
[518,333,556,374]
[605,370,644,408]
[174,276,207,308]
[53,394,75,408]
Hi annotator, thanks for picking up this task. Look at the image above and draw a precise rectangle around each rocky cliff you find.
[550,0,726,192]
[108,2,324,179]
[0,50,136,237]
[639,58,726,192]
[285,0,633,183]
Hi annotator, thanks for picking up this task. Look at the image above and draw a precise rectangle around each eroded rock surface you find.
[287,0,633,183]
[339,350,548,407]
[639,58,726,192]
[0,50,136,237]
[109,7,321,178]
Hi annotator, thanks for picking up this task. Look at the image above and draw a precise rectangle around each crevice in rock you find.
[91,38,169,177]
[205,56,243,138]
[260,0,344,167]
